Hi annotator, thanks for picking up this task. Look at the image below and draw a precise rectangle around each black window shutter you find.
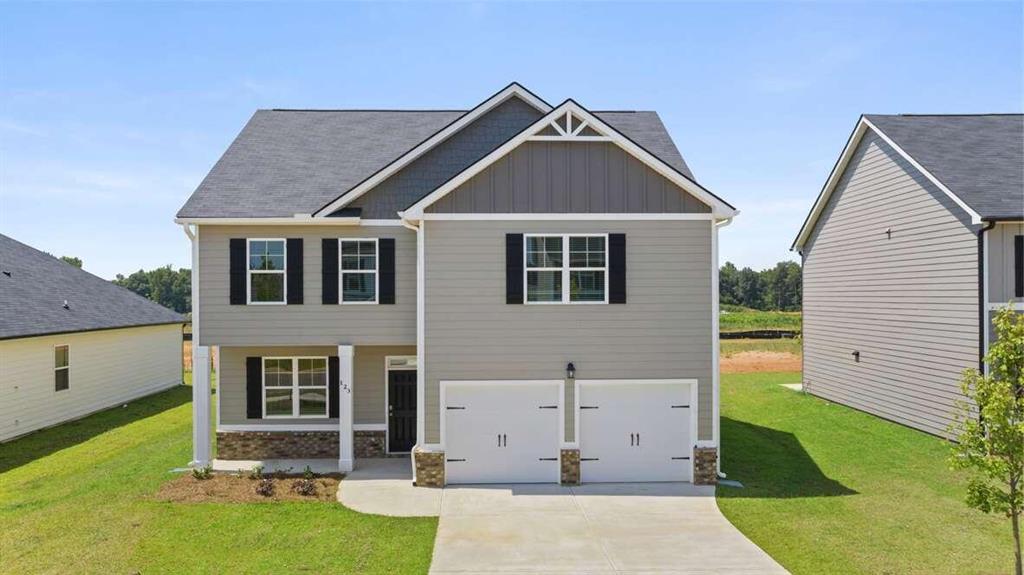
[506,233,524,304]
[322,238,339,304]
[246,356,262,419]
[328,356,340,418]
[229,239,247,305]
[609,233,627,304]
[1015,235,1023,298]
[379,238,396,304]
[287,238,303,305]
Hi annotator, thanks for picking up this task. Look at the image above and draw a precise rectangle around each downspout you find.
[977,220,996,373]
[713,217,733,479]
[400,216,422,484]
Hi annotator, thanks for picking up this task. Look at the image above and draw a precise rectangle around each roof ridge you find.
[867,113,1023,118]
[265,108,468,113]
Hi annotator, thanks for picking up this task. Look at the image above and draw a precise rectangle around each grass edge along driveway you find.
[0,385,437,574]
[718,372,1013,575]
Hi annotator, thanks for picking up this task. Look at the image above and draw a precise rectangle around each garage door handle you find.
[636,433,640,446]
[630,433,635,446]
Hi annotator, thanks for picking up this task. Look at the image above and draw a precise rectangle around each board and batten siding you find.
[196,225,416,347]
[801,130,979,438]
[426,142,711,214]
[423,219,713,445]
[218,344,414,427]
[987,222,1024,304]
[0,324,183,442]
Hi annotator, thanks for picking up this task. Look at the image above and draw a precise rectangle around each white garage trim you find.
[440,379,565,450]
[573,379,698,451]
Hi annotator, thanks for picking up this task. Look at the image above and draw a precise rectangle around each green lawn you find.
[0,385,437,574]
[718,372,1014,575]
[720,306,802,333]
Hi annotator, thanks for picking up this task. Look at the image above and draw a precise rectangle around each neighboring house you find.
[176,83,737,486]
[792,114,1024,438]
[0,234,186,442]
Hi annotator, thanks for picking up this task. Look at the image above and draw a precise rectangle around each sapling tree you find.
[950,306,1023,575]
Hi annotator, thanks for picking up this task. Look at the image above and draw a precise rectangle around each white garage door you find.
[578,380,695,483]
[443,381,562,484]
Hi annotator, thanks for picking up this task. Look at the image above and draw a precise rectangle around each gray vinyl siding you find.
[423,219,713,444]
[427,142,711,214]
[802,130,979,438]
[197,225,415,346]
[349,97,544,218]
[987,222,1024,303]
[1,324,182,442]
[218,344,413,427]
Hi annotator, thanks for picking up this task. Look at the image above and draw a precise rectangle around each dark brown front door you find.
[388,369,417,453]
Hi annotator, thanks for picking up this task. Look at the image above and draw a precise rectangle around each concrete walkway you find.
[431,482,788,574]
[336,457,442,517]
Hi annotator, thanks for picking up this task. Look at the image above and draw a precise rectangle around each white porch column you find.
[192,345,211,467]
[338,345,355,472]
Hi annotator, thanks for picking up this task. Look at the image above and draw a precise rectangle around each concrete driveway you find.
[430,482,787,574]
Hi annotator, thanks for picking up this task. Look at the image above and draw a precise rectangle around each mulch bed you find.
[155,473,343,503]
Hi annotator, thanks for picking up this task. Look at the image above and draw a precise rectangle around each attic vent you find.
[62,300,70,310]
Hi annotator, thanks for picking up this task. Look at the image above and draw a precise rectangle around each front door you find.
[388,369,417,453]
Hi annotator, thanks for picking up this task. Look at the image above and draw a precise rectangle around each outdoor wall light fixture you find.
[566,362,576,379]
[852,350,861,363]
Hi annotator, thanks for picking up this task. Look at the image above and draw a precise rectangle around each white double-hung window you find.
[248,239,286,304]
[340,239,378,303]
[263,357,329,418]
[525,234,607,304]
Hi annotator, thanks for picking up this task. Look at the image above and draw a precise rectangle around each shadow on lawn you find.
[0,384,191,475]
[718,416,857,499]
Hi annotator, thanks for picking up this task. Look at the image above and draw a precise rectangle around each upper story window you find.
[340,239,378,304]
[263,357,328,418]
[248,239,286,304]
[54,345,70,392]
[525,234,607,304]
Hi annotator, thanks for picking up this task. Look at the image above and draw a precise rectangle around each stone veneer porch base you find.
[216,431,338,460]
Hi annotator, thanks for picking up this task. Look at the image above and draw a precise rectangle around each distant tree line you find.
[113,266,191,314]
[720,260,801,312]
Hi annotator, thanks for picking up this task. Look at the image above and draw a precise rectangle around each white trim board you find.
[416,213,716,221]
[401,100,737,220]
[791,116,983,251]
[313,83,552,218]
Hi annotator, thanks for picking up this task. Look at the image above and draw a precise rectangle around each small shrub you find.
[254,478,275,497]
[303,465,317,480]
[272,467,293,481]
[248,464,264,480]
[191,465,213,480]
[292,477,317,496]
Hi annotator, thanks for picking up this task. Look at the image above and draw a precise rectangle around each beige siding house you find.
[176,83,737,486]
[0,235,185,442]
[793,114,1023,438]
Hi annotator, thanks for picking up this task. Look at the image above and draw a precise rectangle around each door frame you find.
[440,379,565,481]
[384,355,417,454]
[575,378,699,481]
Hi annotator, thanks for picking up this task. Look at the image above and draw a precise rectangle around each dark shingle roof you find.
[0,235,186,340]
[865,114,1024,219]
[176,108,696,218]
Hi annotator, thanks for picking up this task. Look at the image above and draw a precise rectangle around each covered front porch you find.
[190,344,418,474]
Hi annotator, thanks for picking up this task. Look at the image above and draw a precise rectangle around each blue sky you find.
[1,2,1020,279]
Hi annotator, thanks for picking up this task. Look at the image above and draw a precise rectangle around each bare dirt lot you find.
[720,351,801,374]
[155,473,342,503]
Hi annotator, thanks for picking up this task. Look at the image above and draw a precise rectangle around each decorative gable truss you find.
[401,100,738,220]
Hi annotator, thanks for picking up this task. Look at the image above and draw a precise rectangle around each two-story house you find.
[793,114,1023,438]
[176,83,737,486]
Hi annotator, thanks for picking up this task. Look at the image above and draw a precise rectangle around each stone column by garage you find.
[560,449,580,485]
[693,446,718,485]
[413,447,445,488]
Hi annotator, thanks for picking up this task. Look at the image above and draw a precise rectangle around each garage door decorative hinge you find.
[580,457,600,461]
[671,457,690,460]
[671,405,690,409]
[537,405,558,409]
[538,457,558,461]
[446,458,466,462]
[580,405,599,410]
[446,406,466,410]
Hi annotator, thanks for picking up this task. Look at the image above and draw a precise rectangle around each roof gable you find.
[0,235,185,340]
[402,100,736,218]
